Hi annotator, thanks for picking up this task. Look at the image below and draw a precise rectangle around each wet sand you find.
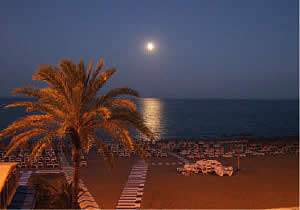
[142,154,299,209]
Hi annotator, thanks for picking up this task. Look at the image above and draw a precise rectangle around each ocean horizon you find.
[0,97,298,141]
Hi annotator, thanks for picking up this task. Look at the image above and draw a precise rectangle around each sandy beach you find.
[78,152,139,209]
[2,140,298,209]
[142,154,299,209]
[68,150,299,209]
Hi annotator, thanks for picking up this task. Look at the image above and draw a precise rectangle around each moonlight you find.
[146,42,154,51]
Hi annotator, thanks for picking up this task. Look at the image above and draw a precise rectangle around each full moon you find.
[147,42,154,51]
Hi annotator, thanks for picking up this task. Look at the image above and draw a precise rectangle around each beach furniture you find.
[254,152,265,156]
[176,167,184,174]
[161,152,168,158]
[188,154,194,160]
[145,152,151,158]
[9,157,15,162]
[44,157,50,162]
[201,166,209,175]
[80,160,87,167]
[205,165,213,173]
[194,153,201,159]
[214,166,224,176]
[31,162,38,169]
[223,154,232,158]
[179,163,198,175]
[223,166,233,176]
[53,162,59,168]
[239,153,246,157]
[38,162,44,168]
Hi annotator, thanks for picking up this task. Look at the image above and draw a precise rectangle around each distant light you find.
[147,42,154,51]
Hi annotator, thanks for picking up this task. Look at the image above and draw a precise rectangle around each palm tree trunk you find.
[67,127,82,209]
[72,148,80,208]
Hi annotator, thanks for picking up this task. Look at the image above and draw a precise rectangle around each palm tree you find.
[0,59,154,208]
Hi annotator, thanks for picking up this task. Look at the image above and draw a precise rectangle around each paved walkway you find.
[60,152,100,210]
[116,160,148,209]
[19,171,32,185]
[8,171,35,209]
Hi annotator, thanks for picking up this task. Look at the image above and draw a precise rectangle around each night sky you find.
[0,0,298,99]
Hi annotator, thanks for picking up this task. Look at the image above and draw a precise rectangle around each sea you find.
[0,97,299,142]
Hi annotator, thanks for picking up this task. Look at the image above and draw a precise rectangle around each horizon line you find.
[0,96,298,101]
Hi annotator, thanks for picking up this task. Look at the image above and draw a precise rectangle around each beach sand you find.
[3,140,298,209]
[142,154,299,209]
[70,150,299,209]
[79,152,139,209]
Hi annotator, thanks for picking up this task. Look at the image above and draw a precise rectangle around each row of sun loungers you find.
[145,151,168,158]
[0,148,61,169]
[97,145,169,158]
[96,140,298,161]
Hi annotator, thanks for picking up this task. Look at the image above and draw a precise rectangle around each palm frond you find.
[85,60,94,86]
[91,87,139,110]
[58,59,76,82]
[13,87,67,112]
[82,106,111,126]
[6,102,65,120]
[88,59,104,90]
[29,135,53,161]
[105,98,137,112]
[32,65,69,99]
[76,59,86,84]
[13,87,41,98]
[0,114,56,140]
[84,68,116,108]
[5,128,53,156]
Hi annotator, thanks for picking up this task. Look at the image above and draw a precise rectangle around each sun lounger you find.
[223,166,233,176]
[214,166,224,176]
[177,167,184,173]
[80,160,87,167]
[254,152,265,156]
[223,154,232,158]
[161,152,168,158]
[123,152,130,157]
[38,162,44,168]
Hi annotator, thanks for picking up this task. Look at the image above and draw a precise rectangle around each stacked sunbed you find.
[177,159,233,176]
